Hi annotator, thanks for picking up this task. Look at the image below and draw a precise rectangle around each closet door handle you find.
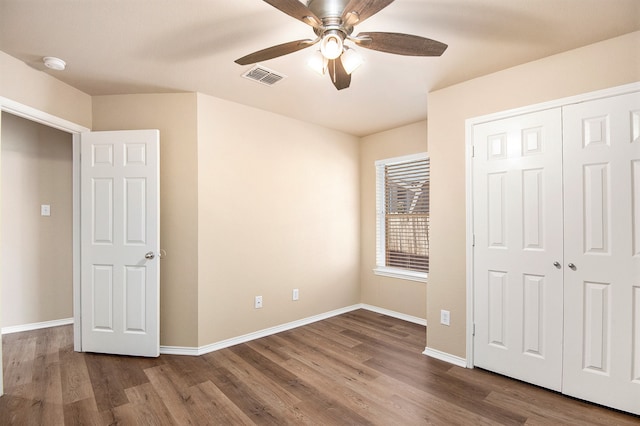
[553,261,561,269]
[568,263,576,270]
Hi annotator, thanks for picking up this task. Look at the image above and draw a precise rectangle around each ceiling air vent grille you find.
[241,65,286,86]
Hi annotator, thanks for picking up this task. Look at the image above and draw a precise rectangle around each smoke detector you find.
[43,57,66,71]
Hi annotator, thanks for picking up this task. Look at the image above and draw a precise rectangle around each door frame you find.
[464,81,640,368]
[0,97,89,359]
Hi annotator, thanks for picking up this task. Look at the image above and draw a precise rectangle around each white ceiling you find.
[1,0,639,136]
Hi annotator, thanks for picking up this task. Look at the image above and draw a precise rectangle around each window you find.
[375,153,429,282]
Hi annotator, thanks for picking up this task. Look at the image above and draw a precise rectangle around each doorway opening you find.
[1,112,74,334]
[0,99,88,396]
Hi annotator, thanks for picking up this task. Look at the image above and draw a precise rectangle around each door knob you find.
[568,263,576,270]
[553,261,561,269]
[145,251,155,260]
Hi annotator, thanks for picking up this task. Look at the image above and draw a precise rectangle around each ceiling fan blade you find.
[328,58,351,90]
[235,39,316,65]
[263,0,322,28]
[354,32,448,56]
[342,0,395,26]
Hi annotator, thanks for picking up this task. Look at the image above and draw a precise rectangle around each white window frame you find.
[374,152,429,283]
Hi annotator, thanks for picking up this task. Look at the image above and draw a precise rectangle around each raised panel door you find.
[562,91,640,415]
[473,108,564,390]
[81,130,160,357]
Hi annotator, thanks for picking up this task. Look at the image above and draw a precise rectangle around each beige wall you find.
[1,113,73,327]
[0,51,91,128]
[196,93,360,346]
[359,121,428,319]
[427,31,640,358]
[92,93,199,347]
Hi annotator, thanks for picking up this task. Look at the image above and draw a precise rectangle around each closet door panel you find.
[562,91,640,415]
[473,108,564,391]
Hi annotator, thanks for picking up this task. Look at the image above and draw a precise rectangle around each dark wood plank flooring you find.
[1,309,638,425]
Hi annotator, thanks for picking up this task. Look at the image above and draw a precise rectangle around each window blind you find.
[384,157,429,272]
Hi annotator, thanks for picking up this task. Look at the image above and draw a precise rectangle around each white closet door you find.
[473,108,564,390]
[562,91,640,415]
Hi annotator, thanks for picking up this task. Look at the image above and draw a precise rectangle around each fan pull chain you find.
[332,60,336,83]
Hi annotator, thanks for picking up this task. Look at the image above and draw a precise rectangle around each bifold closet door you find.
[562,91,640,415]
[473,108,564,391]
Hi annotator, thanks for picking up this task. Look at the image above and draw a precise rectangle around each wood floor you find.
[1,310,638,425]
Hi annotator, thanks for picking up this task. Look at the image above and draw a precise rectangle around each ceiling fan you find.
[235,0,448,90]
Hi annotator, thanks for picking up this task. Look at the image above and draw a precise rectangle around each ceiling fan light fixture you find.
[308,50,328,75]
[320,31,343,60]
[341,47,363,74]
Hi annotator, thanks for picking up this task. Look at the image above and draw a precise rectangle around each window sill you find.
[373,267,427,283]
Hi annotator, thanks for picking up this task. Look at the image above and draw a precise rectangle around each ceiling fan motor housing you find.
[307,0,351,19]
[309,0,355,39]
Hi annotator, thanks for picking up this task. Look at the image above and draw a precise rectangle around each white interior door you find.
[562,92,640,415]
[81,129,160,357]
[473,109,564,390]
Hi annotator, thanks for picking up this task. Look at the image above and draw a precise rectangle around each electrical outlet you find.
[440,309,450,326]
[254,295,263,309]
[292,288,299,301]
[41,204,51,216]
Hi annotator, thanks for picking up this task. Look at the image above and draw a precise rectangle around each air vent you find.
[241,65,286,86]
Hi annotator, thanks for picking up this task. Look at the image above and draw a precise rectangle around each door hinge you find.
[471,145,475,157]
[472,234,476,247]
[472,323,476,336]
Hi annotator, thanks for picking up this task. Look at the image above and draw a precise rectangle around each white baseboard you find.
[422,346,468,368]
[160,303,427,356]
[360,304,427,326]
[1,317,74,335]
[159,345,200,356]
[160,304,362,356]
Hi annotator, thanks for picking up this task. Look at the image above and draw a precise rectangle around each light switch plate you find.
[41,204,51,216]
[440,309,450,326]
